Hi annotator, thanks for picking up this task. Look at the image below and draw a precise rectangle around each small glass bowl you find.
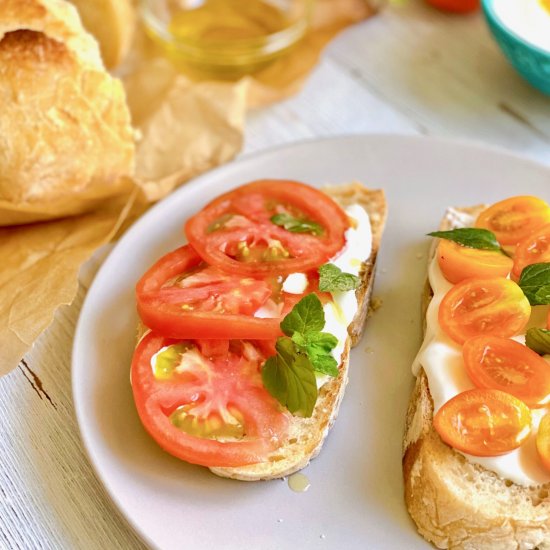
[140,0,314,77]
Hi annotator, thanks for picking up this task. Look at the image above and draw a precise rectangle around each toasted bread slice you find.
[403,206,550,549]
[211,182,387,480]
[137,183,387,481]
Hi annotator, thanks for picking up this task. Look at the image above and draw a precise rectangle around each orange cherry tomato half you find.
[425,0,479,13]
[437,239,513,284]
[434,389,532,457]
[463,335,550,408]
[439,277,530,345]
[512,223,550,281]
[475,196,550,246]
[536,414,550,473]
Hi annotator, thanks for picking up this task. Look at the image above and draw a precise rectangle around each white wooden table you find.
[1,2,549,549]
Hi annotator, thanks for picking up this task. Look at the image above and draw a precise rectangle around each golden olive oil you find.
[145,0,308,77]
[169,0,290,43]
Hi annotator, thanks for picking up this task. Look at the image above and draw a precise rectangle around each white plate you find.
[72,135,550,550]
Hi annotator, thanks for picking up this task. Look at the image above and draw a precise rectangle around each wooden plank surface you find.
[1,3,549,549]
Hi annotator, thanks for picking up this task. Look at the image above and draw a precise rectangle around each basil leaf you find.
[427,228,501,251]
[318,263,361,292]
[271,213,324,236]
[281,293,325,336]
[291,331,339,377]
[261,337,317,417]
[518,263,550,305]
[525,328,550,355]
[309,351,339,377]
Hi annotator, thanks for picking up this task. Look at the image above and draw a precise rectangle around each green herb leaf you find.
[525,328,550,355]
[281,293,325,336]
[292,331,339,377]
[308,350,339,377]
[261,337,318,417]
[271,213,324,236]
[262,294,342,416]
[427,228,501,251]
[518,263,550,305]
[318,263,361,292]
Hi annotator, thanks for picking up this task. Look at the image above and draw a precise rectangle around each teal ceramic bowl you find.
[482,0,550,94]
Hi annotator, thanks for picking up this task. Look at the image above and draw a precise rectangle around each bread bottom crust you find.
[404,370,550,550]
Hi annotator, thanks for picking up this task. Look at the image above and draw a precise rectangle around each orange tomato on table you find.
[437,239,512,284]
[425,0,479,13]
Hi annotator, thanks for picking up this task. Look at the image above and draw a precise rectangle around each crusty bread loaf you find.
[0,0,135,225]
[136,183,387,481]
[211,183,387,480]
[68,0,136,68]
[403,206,550,549]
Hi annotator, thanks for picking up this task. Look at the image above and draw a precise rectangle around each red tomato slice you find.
[136,245,302,340]
[462,336,550,408]
[512,223,550,281]
[185,180,349,276]
[437,239,512,284]
[475,196,550,246]
[433,389,532,457]
[132,333,289,468]
[438,277,531,345]
[536,414,550,473]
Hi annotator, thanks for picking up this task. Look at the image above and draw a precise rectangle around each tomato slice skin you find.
[184,179,349,276]
[475,196,550,246]
[136,245,291,340]
[434,389,532,457]
[437,239,512,284]
[462,335,550,408]
[131,333,289,468]
[438,277,531,345]
[512,223,550,281]
[536,414,550,473]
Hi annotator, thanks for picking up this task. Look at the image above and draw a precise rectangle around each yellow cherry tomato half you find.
[512,223,550,281]
[434,389,532,457]
[437,239,513,284]
[438,277,531,345]
[463,335,550,408]
[536,414,550,473]
[475,196,550,246]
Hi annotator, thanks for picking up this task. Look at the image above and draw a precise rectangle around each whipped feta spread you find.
[413,214,550,486]
[316,204,372,388]
[494,0,550,53]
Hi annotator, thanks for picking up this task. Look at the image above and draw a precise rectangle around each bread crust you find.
[403,206,550,549]
[0,0,135,225]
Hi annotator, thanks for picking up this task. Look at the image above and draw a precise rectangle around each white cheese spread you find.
[413,229,550,486]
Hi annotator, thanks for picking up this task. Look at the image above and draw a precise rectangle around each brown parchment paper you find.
[0,0,376,376]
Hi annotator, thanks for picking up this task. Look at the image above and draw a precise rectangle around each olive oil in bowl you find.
[141,0,313,76]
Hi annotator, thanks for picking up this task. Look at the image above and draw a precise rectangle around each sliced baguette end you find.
[404,205,550,549]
